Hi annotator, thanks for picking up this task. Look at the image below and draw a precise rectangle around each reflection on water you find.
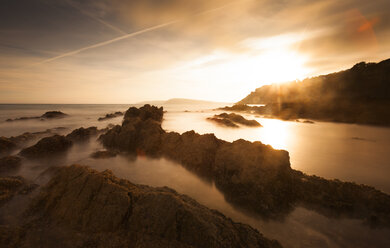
[162,110,390,193]
[1,104,390,247]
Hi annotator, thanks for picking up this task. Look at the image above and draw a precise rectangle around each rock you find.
[6,111,67,122]
[100,105,390,226]
[66,127,98,142]
[3,165,280,248]
[302,120,315,124]
[90,150,117,159]
[207,117,238,127]
[0,176,38,207]
[0,156,22,175]
[0,138,17,156]
[98,111,123,121]
[209,113,262,127]
[19,135,72,158]
[40,111,67,119]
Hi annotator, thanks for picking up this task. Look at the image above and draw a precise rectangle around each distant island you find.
[233,58,390,126]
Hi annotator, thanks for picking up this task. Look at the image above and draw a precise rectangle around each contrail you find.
[66,0,127,35]
[30,20,179,66]
[30,0,249,67]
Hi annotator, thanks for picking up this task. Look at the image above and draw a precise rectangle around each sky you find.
[1,0,390,103]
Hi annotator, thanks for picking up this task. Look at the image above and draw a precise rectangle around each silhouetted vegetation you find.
[237,59,390,125]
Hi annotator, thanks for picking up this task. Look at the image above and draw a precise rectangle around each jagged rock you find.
[0,176,38,207]
[100,105,390,226]
[0,165,281,248]
[0,138,16,155]
[209,113,261,127]
[19,135,72,158]
[90,150,117,159]
[100,105,164,156]
[0,156,22,175]
[66,127,98,142]
[98,111,123,121]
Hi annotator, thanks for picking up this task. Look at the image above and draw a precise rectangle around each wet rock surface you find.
[100,105,390,226]
[208,113,261,127]
[90,150,117,159]
[0,156,22,175]
[6,111,67,122]
[19,135,73,158]
[0,165,281,248]
[66,127,98,142]
[98,111,123,121]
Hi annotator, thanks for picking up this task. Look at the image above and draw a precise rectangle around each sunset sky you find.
[1,0,390,103]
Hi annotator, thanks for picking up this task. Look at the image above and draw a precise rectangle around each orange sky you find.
[1,0,390,103]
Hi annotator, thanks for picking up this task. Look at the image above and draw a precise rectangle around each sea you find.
[1,103,390,248]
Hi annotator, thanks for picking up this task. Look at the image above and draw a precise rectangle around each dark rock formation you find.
[207,117,238,127]
[100,105,390,226]
[0,129,62,156]
[0,138,16,156]
[0,156,22,175]
[6,111,67,122]
[0,165,281,248]
[238,58,390,126]
[19,135,72,158]
[90,150,117,159]
[40,111,67,119]
[66,127,98,142]
[209,113,262,127]
[98,111,123,121]
[0,176,38,207]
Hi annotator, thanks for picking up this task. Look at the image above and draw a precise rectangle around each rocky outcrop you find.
[238,58,390,126]
[6,111,67,122]
[208,113,261,127]
[0,129,56,156]
[66,127,98,142]
[0,156,22,175]
[0,138,17,156]
[19,135,72,158]
[0,176,38,207]
[0,165,281,248]
[100,105,390,226]
[40,111,67,119]
[207,117,238,127]
[98,111,123,121]
[90,150,117,159]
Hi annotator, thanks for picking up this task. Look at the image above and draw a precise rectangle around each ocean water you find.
[1,103,390,247]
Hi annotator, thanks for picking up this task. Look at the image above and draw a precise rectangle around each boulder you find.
[66,127,98,142]
[19,135,72,158]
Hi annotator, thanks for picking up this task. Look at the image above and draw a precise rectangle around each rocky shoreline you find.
[0,104,389,247]
[0,165,281,248]
[100,105,390,226]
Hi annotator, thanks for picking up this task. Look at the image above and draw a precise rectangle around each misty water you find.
[1,103,390,248]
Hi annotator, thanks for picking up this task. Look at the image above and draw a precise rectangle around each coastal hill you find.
[237,58,390,125]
